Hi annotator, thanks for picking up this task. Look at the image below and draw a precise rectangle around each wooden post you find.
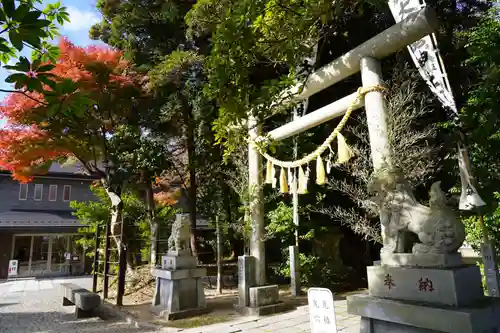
[66,235,71,275]
[116,243,126,306]
[291,109,301,296]
[28,236,34,276]
[92,226,100,293]
[10,235,15,260]
[47,236,52,273]
[248,114,266,286]
[103,222,111,299]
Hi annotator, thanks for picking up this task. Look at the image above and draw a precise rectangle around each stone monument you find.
[152,213,209,320]
[234,255,286,316]
[347,169,500,333]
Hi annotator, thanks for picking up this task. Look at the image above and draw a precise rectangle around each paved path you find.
[0,277,154,333]
[0,277,360,333]
[168,300,359,333]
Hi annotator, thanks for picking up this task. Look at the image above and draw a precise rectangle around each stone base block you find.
[167,250,191,257]
[161,255,197,270]
[152,268,206,313]
[158,306,211,321]
[75,307,96,319]
[152,267,206,280]
[380,253,463,268]
[62,297,73,306]
[347,294,500,333]
[249,285,279,308]
[234,284,287,316]
[234,301,287,316]
[367,265,484,306]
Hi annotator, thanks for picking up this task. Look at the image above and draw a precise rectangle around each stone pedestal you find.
[380,253,463,268]
[366,265,484,306]
[152,254,209,320]
[349,294,500,333]
[234,255,286,316]
[347,254,500,332]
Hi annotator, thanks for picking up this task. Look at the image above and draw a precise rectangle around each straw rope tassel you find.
[271,166,277,188]
[280,168,288,193]
[298,166,307,194]
[337,132,354,164]
[316,156,326,185]
[252,85,385,171]
[265,160,273,184]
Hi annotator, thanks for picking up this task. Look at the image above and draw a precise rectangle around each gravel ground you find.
[0,277,157,333]
[0,277,359,333]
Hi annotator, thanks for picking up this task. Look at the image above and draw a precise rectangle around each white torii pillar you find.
[247,115,266,286]
[360,57,391,170]
[360,57,392,246]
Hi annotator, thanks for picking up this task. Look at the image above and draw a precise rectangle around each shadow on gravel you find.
[0,310,155,333]
[0,302,18,308]
[35,275,92,281]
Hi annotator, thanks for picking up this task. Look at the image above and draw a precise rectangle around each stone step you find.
[347,294,500,333]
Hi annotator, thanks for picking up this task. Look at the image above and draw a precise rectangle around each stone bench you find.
[61,283,101,318]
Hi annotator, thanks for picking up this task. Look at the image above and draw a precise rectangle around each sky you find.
[0,0,103,127]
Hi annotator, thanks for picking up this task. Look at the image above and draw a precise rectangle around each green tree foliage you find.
[429,0,492,108]
[89,0,192,68]
[185,0,388,156]
[72,184,176,265]
[266,201,358,289]
[0,0,69,92]
[90,0,235,257]
[460,8,500,206]
[460,9,500,269]
[82,0,497,283]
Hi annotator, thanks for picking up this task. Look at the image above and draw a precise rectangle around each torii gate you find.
[245,7,437,290]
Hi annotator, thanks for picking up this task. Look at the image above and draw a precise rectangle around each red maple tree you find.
[0,38,142,182]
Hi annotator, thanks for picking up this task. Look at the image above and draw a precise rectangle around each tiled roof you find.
[47,162,87,174]
[0,161,99,179]
[0,210,84,228]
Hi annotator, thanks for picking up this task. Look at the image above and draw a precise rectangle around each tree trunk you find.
[127,249,137,268]
[185,106,198,258]
[102,180,134,274]
[216,215,223,294]
[226,216,238,260]
[222,171,236,260]
[144,173,158,268]
[229,243,237,261]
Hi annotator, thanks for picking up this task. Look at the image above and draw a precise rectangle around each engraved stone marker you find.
[238,255,256,307]
[481,244,500,297]
[308,287,337,333]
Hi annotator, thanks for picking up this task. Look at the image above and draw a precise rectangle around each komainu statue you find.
[369,169,465,255]
[168,214,191,254]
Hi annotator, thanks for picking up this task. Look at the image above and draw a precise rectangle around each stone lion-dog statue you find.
[168,214,191,254]
[368,169,465,255]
